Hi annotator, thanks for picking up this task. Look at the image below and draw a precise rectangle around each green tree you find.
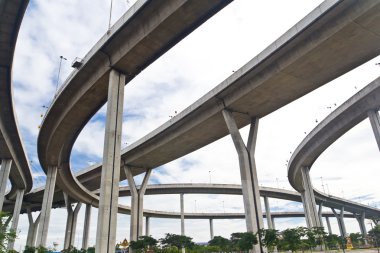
[130,236,158,253]
[324,234,339,250]
[230,232,258,252]
[23,246,35,253]
[208,236,230,251]
[0,212,16,253]
[369,224,380,247]
[258,229,279,253]
[35,246,48,253]
[350,232,364,248]
[281,227,303,252]
[87,247,95,253]
[160,234,194,252]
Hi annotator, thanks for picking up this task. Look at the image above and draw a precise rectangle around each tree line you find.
[1,211,380,253]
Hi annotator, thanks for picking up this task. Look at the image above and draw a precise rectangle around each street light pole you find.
[55,55,67,97]
[320,176,326,193]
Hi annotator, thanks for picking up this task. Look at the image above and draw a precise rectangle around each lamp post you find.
[55,55,67,97]
[320,176,326,193]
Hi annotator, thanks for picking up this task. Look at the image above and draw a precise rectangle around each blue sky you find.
[8,0,380,250]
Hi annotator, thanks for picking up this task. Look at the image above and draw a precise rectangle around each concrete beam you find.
[36,166,57,247]
[0,159,12,211]
[95,69,125,253]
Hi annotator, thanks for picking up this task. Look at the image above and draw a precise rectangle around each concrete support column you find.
[124,166,152,241]
[180,193,185,236]
[63,193,82,249]
[0,159,12,211]
[26,209,40,247]
[368,110,380,151]
[332,207,346,237]
[95,69,125,253]
[271,217,276,230]
[180,193,185,253]
[82,204,92,250]
[7,189,24,250]
[318,202,324,226]
[264,196,273,229]
[36,165,58,247]
[325,217,332,235]
[209,219,214,240]
[145,216,150,236]
[300,167,321,228]
[222,110,263,253]
[356,212,367,237]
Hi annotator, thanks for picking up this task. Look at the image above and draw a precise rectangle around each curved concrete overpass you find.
[37,0,233,205]
[0,0,33,199]
[288,76,380,193]
[38,0,380,209]
[3,183,378,220]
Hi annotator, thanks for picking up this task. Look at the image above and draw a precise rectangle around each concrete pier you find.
[356,212,367,237]
[325,217,332,234]
[264,196,273,229]
[209,219,214,240]
[125,167,151,241]
[180,193,185,253]
[222,110,263,253]
[300,167,321,228]
[0,159,12,211]
[145,216,150,236]
[95,70,125,253]
[36,165,57,247]
[82,204,92,250]
[63,193,82,249]
[7,189,24,250]
[332,207,347,236]
[26,209,40,247]
[368,110,380,151]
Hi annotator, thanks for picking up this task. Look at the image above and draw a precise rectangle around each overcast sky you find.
[8,0,380,251]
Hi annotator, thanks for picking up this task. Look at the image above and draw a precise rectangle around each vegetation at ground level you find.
[0,222,376,253]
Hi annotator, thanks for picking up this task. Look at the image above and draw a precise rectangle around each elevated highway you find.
[38,0,380,209]
[0,0,33,199]
[288,76,380,210]
[3,183,378,220]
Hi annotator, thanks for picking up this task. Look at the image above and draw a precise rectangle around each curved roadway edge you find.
[2,184,378,220]
[0,0,33,198]
[288,76,380,210]
[37,0,233,206]
[38,0,380,210]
